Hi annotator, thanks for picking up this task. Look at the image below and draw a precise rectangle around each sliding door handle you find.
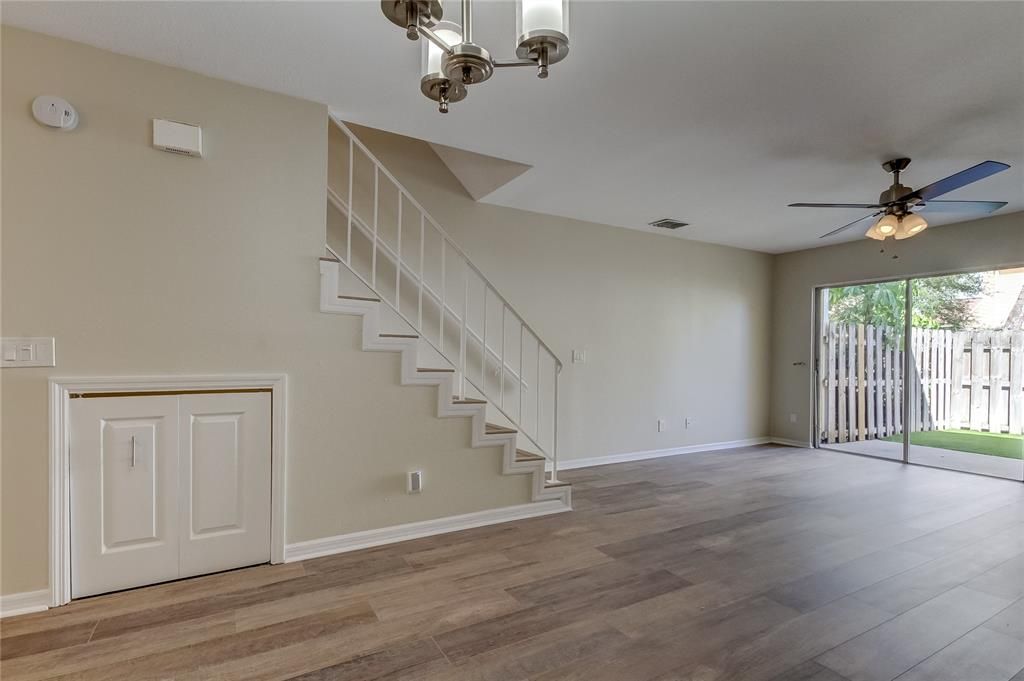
[130,435,136,469]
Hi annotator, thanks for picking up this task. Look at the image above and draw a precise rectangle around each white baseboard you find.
[551,437,773,471]
[0,589,50,618]
[284,499,571,562]
[769,437,812,448]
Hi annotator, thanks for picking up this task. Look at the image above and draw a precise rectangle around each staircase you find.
[320,113,570,508]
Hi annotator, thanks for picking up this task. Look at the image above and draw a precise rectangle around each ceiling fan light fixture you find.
[864,223,886,240]
[874,214,899,238]
[896,213,928,240]
[791,158,1010,241]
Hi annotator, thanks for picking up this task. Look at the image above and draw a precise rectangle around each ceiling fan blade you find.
[898,161,1010,202]
[914,200,1008,213]
[789,203,883,209]
[818,212,882,239]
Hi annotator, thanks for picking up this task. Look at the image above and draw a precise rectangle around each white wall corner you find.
[0,589,50,618]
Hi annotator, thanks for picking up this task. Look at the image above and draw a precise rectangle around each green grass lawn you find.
[883,429,1024,459]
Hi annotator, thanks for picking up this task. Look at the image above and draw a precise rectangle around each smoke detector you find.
[648,218,689,230]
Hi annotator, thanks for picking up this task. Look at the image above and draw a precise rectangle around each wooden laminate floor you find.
[3,445,1024,681]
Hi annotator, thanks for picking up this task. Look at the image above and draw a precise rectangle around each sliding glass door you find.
[817,281,907,463]
[908,271,1024,480]
[817,268,1023,481]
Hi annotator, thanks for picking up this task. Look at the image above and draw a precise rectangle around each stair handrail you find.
[327,112,562,480]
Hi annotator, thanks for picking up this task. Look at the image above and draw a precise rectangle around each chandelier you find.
[381,0,570,113]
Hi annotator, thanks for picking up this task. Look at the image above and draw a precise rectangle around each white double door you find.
[70,392,271,598]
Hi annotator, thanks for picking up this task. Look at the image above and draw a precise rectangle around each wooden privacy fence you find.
[819,323,1024,444]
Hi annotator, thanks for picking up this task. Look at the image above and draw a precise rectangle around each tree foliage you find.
[827,274,985,331]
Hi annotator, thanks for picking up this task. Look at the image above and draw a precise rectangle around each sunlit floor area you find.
[835,437,1024,481]
[3,445,1023,681]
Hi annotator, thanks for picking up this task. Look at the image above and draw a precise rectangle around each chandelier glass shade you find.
[382,0,570,112]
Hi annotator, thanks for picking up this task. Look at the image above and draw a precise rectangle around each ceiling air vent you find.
[648,218,689,230]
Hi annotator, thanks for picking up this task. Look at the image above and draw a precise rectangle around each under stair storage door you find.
[178,393,271,579]
[70,395,181,598]
[70,391,271,599]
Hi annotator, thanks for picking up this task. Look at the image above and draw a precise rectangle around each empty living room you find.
[1,2,1023,680]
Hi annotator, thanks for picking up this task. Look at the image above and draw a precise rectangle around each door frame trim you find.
[49,374,288,608]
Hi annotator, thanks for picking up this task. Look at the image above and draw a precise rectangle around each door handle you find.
[130,435,136,469]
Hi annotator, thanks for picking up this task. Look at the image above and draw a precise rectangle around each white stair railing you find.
[326,113,562,481]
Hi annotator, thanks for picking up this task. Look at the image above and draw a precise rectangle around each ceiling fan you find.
[789,158,1010,240]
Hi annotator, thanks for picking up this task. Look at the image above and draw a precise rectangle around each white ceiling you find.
[5,1,1022,253]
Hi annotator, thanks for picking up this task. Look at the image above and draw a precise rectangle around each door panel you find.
[190,412,243,536]
[178,393,271,578]
[817,282,907,461]
[101,420,161,549]
[71,396,180,598]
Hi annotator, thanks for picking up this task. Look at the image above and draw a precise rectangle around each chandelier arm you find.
[492,59,536,68]
[492,59,537,68]
[462,0,473,43]
[417,24,454,55]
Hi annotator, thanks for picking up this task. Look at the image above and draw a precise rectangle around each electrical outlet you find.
[789,413,798,424]
[657,419,667,432]
[572,348,587,364]
[685,417,693,429]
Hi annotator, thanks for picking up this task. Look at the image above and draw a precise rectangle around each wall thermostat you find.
[153,119,203,157]
[32,95,78,130]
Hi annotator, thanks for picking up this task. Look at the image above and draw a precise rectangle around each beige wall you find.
[1,27,532,596]
[770,211,1024,444]
[345,124,774,462]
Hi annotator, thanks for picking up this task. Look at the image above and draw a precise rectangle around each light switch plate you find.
[1,337,56,368]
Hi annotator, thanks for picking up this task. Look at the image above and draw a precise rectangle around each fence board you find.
[857,324,866,440]
[990,332,1008,434]
[950,331,966,430]
[821,323,1022,443]
[873,325,885,437]
[865,325,876,438]
[826,324,836,442]
[941,330,952,429]
[847,324,857,441]
[970,333,986,431]
[929,327,937,428]
[1011,331,1023,435]
[837,325,847,442]
[884,327,892,436]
